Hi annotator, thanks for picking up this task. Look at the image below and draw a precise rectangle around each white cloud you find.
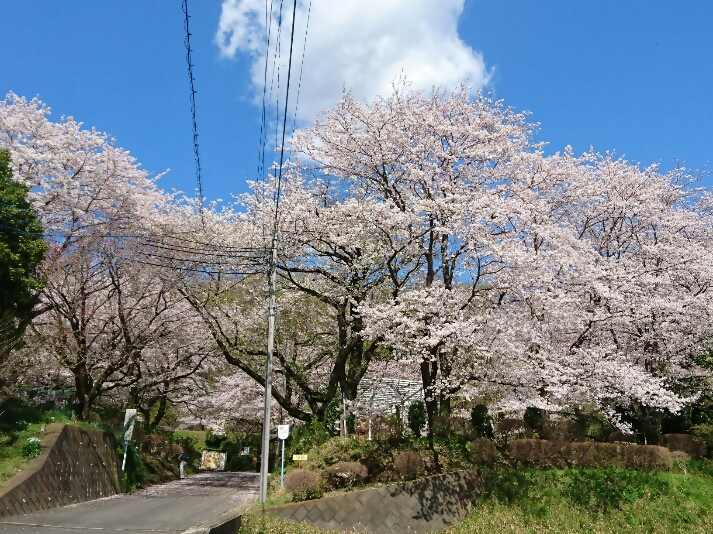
[216,0,491,125]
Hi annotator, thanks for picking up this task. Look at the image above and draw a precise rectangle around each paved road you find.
[0,472,259,533]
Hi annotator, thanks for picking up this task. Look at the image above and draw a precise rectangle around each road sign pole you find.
[280,438,285,487]
[277,424,290,489]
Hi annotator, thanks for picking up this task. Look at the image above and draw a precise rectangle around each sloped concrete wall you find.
[266,470,480,533]
[0,423,123,517]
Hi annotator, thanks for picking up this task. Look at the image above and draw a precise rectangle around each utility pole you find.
[259,233,277,503]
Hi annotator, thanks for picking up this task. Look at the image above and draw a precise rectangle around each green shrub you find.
[346,413,356,435]
[407,401,426,437]
[479,468,534,505]
[325,461,368,489]
[284,470,323,501]
[686,457,713,478]
[305,436,396,482]
[323,400,343,437]
[19,440,41,460]
[691,423,713,454]
[291,420,330,456]
[204,428,226,450]
[662,433,707,459]
[541,419,586,442]
[566,468,670,511]
[432,416,473,438]
[0,399,48,432]
[495,419,532,442]
[523,407,543,435]
[222,441,257,472]
[394,451,424,480]
[468,437,498,466]
[120,441,148,492]
[470,404,493,439]
[573,408,617,442]
[507,439,673,470]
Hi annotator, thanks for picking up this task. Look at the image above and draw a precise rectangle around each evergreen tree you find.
[471,404,493,439]
[0,149,47,393]
[407,400,427,437]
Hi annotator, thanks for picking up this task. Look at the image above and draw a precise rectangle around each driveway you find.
[0,472,259,533]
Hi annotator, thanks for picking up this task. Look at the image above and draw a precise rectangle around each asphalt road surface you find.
[0,472,259,533]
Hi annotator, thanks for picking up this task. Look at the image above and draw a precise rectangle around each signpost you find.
[277,424,289,487]
[121,409,137,471]
[292,454,308,469]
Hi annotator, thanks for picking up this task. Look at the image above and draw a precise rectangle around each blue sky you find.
[1,1,711,204]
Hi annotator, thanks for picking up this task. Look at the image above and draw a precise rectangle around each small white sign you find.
[277,424,290,440]
[242,447,250,455]
[122,409,137,444]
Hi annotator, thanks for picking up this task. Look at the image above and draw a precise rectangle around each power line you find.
[274,0,299,226]
[0,200,262,254]
[0,220,264,276]
[257,0,276,186]
[292,0,312,135]
[274,0,285,163]
[182,0,205,228]
[0,220,265,261]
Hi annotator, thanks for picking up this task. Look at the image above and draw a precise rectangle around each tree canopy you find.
[0,148,47,398]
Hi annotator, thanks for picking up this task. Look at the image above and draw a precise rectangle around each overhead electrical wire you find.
[273,0,285,167]
[0,219,258,256]
[257,0,276,186]
[0,200,261,254]
[0,216,266,265]
[182,0,205,228]
[0,220,264,276]
[291,0,312,135]
[1,1,312,282]
[258,0,283,249]
[273,0,300,226]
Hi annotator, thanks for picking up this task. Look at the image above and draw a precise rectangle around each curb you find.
[181,501,255,534]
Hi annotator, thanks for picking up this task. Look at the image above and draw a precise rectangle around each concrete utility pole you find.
[259,233,278,504]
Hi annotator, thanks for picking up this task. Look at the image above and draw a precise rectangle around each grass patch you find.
[173,429,206,450]
[240,511,338,534]
[242,466,713,534]
[0,422,47,488]
[447,468,713,533]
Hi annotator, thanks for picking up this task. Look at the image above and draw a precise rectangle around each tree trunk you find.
[73,363,93,421]
[420,358,441,473]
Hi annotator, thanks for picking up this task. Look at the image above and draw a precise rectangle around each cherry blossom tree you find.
[1,93,211,420]
[491,151,713,420]
[287,82,713,441]
[5,84,710,443]
[289,83,538,446]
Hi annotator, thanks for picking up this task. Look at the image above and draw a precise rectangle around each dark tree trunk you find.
[73,362,94,421]
[420,358,441,473]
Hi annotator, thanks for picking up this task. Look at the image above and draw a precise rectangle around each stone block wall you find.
[0,423,123,517]
[266,470,480,533]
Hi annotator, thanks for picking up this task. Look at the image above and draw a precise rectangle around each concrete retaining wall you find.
[0,423,123,517]
[266,470,480,533]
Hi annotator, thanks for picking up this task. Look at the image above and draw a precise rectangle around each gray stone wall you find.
[0,423,123,517]
[266,470,480,533]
